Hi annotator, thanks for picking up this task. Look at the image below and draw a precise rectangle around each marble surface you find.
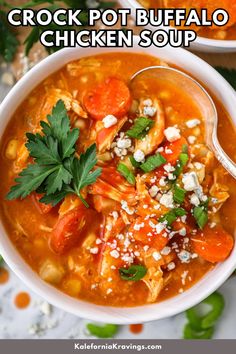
[0,59,236,340]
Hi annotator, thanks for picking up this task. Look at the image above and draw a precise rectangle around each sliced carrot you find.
[129,217,168,251]
[32,193,53,214]
[50,206,87,254]
[191,225,234,263]
[162,136,188,165]
[83,77,131,120]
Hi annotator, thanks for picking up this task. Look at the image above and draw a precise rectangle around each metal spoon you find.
[130,66,236,179]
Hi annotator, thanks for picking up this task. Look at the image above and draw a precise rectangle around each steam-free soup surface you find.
[0,52,235,306]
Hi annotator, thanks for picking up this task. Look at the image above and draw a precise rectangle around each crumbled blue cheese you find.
[182,172,200,191]
[90,247,99,254]
[116,136,132,149]
[164,126,181,142]
[110,250,120,259]
[178,250,191,263]
[190,193,200,206]
[102,115,117,128]
[161,246,171,255]
[187,135,196,144]
[143,106,157,117]
[133,149,145,162]
[160,192,174,208]
[152,251,162,261]
[186,119,201,128]
[149,185,159,198]
[167,262,176,271]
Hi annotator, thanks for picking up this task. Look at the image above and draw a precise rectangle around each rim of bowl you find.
[121,0,236,50]
[0,38,236,324]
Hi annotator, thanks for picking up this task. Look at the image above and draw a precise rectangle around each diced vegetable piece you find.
[119,265,147,281]
[87,323,119,338]
[126,117,154,139]
[83,78,131,120]
[39,259,65,284]
[129,217,169,250]
[159,208,186,226]
[117,163,136,185]
[140,153,166,173]
[63,278,81,296]
[191,225,234,263]
[49,207,87,254]
[5,139,18,160]
[162,137,188,165]
[173,185,186,204]
[193,205,208,229]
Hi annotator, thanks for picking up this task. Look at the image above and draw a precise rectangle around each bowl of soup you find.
[0,38,236,323]
[121,0,236,53]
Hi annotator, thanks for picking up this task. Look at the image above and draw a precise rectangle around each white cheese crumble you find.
[159,192,174,208]
[167,262,176,271]
[110,250,120,259]
[90,247,99,254]
[102,115,117,128]
[152,251,162,261]
[40,301,52,316]
[190,194,200,206]
[121,200,134,215]
[143,106,157,117]
[186,119,201,128]
[133,222,145,231]
[182,172,200,191]
[116,137,132,149]
[149,185,159,198]
[161,246,171,255]
[133,149,145,163]
[96,238,102,245]
[178,250,191,263]
[187,135,196,144]
[164,126,181,142]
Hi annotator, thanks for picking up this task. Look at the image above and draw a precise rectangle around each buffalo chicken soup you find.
[0,53,235,306]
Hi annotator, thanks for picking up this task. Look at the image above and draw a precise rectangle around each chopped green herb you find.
[140,153,166,173]
[117,163,136,185]
[193,205,208,229]
[174,153,189,177]
[86,323,118,338]
[183,292,224,340]
[159,207,186,226]
[126,117,154,139]
[183,323,214,339]
[129,156,141,168]
[119,265,147,281]
[173,185,186,204]
[6,100,101,208]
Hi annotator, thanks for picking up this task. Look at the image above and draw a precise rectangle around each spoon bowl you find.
[130,66,236,179]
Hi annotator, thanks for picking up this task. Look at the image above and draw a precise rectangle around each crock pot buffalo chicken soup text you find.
[0,53,235,306]
[139,1,236,40]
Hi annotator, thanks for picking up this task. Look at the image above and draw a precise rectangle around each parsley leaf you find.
[159,207,186,226]
[0,9,19,62]
[6,100,101,207]
[126,117,154,139]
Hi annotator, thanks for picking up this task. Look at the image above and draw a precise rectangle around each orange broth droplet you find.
[14,292,31,309]
[0,268,9,284]
[129,324,143,334]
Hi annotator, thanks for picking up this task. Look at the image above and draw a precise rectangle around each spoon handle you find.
[212,138,236,179]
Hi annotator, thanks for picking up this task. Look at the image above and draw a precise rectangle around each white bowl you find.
[0,38,236,324]
[120,0,236,53]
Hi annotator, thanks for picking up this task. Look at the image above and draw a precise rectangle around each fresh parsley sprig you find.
[6,100,101,208]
